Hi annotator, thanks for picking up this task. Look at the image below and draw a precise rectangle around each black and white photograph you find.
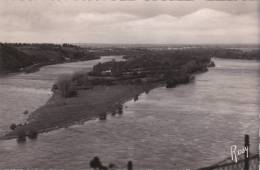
[0,0,259,169]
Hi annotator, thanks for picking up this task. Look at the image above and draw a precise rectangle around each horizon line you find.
[1,42,259,46]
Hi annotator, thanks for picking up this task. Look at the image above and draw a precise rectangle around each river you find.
[0,57,258,170]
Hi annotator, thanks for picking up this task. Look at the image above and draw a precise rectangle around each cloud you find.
[0,6,258,44]
[74,13,138,23]
[99,8,258,44]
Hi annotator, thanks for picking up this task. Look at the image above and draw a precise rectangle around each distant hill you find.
[78,43,260,60]
[0,43,97,74]
[212,48,260,60]
[0,43,258,74]
[0,43,34,73]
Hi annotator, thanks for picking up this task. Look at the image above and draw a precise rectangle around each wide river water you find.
[0,57,259,170]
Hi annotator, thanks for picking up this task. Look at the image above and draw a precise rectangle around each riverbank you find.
[0,43,98,75]
[20,57,102,74]
[1,84,158,140]
[0,57,258,169]
[1,49,213,140]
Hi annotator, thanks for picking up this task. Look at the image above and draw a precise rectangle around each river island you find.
[1,44,259,141]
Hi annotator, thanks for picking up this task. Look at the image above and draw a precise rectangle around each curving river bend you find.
[0,57,258,170]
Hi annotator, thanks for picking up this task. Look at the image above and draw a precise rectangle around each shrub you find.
[27,129,38,139]
[71,71,90,87]
[10,123,17,130]
[17,130,26,143]
[55,75,78,98]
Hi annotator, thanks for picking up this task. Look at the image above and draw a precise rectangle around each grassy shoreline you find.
[1,47,214,140]
[1,83,159,140]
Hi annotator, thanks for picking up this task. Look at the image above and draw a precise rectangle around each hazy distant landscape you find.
[0,43,259,75]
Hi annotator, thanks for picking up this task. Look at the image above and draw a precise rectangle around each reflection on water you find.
[0,58,258,170]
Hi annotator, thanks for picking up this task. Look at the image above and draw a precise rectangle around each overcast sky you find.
[0,0,259,44]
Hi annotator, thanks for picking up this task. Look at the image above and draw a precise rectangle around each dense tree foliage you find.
[0,43,34,72]
[0,43,97,74]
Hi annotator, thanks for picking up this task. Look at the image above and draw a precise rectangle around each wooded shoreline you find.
[1,47,214,141]
[0,43,259,75]
[1,43,258,141]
